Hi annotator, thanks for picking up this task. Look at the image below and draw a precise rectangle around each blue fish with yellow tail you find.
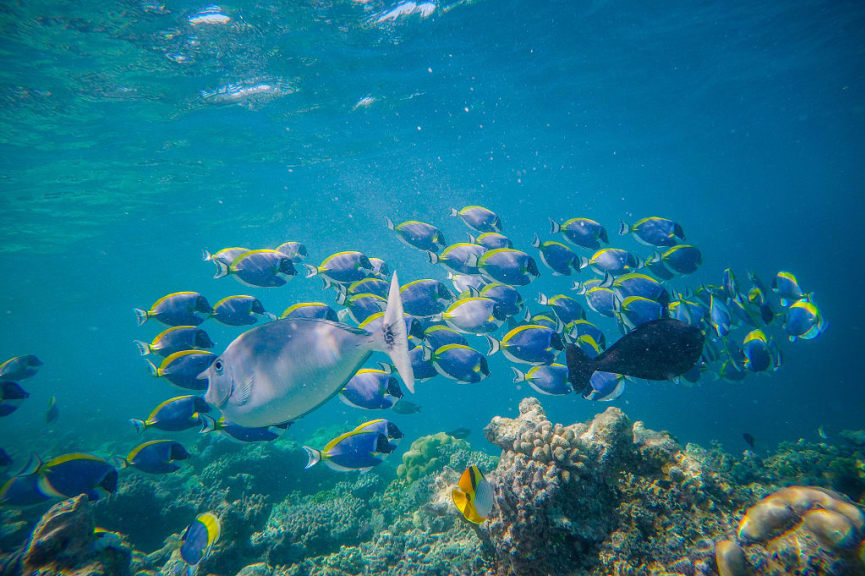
[120,440,190,474]
[129,395,210,433]
[180,512,221,576]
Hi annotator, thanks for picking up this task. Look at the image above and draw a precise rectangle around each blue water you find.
[0,0,862,495]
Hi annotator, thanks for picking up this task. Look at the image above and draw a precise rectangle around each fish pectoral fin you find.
[235,375,254,406]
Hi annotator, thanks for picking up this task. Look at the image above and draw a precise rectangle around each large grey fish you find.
[200,273,414,427]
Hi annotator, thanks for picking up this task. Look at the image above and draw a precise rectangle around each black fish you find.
[566,318,704,395]
[391,400,421,414]
[0,448,11,467]
[448,427,471,439]
[742,433,755,448]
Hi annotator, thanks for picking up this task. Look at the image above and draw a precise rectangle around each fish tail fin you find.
[565,344,595,395]
[373,272,415,393]
[337,308,351,324]
[129,418,146,434]
[134,308,149,326]
[618,220,629,236]
[600,273,614,288]
[577,256,589,270]
[133,340,151,356]
[531,233,541,248]
[213,260,230,279]
[449,208,459,217]
[549,217,561,234]
[198,414,216,434]
[202,249,213,261]
[303,447,322,469]
[146,360,159,377]
[511,367,526,383]
[303,264,319,278]
[485,335,500,356]
[386,217,396,230]
[537,292,549,305]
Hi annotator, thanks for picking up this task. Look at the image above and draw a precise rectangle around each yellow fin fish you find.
[452,465,493,524]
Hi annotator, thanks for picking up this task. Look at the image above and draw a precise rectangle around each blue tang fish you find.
[303,427,394,472]
[134,326,214,357]
[180,512,221,574]
[215,249,297,288]
[148,350,216,390]
[424,344,489,384]
[470,232,512,250]
[0,355,42,381]
[538,293,585,324]
[275,241,308,261]
[742,330,781,373]
[409,345,438,382]
[343,277,390,299]
[784,298,827,342]
[511,363,570,396]
[451,205,501,233]
[654,245,702,275]
[340,367,403,410]
[429,243,487,275]
[423,325,468,350]
[135,292,212,327]
[709,295,733,338]
[584,372,626,401]
[443,297,507,334]
[549,217,608,250]
[564,319,606,349]
[478,283,523,317]
[122,440,190,474]
[772,271,808,306]
[202,247,249,268]
[615,296,666,331]
[400,279,452,317]
[487,325,564,365]
[337,293,387,324]
[199,416,289,443]
[472,248,540,286]
[618,217,685,247]
[305,251,374,286]
[129,395,211,433]
[280,302,339,321]
[532,235,579,276]
[211,295,271,326]
[582,286,617,318]
[612,273,669,306]
[201,273,414,428]
[581,248,641,276]
[387,218,447,252]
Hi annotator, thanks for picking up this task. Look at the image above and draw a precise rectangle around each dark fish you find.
[565,318,704,395]
[46,396,58,424]
[448,427,471,439]
[743,433,755,448]
[391,400,422,414]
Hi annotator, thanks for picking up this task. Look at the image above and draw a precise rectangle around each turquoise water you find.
[0,0,863,565]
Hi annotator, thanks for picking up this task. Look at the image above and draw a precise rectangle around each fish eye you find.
[214,360,224,374]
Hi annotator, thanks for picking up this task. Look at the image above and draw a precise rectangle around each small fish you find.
[565,319,705,396]
[275,241,308,261]
[201,273,414,428]
[549,217,608,250]
[581,248,641,276]
[215,249,297,288]
[134,326,214,357]
[564,319,606,350]
[667,299,706,328]
[473,248,539,286]
[0,448,12,467]
[449,272,486,294]
[369,257,390,278]
[442,297,506,334]
[538,293,585,324]
[148,350,216,390]
[353,418,403,450]
[129,395,211,433]
[451,206,502,233]
[612,273,669,306]
[280,302,339,321]
[0,381,29,417]
[742,433,755,448]
[386,218,447,253]
[0,469,52,506]
[120,440,190,474]
[746,281,775,326]
[479,283,523,317]
[721,268,739,300]
[409,345,438,382]
[584,372,626,402]
[614,296,666,331]
[573,334,604,358]
[653,245,702,275]
[527,313,560,332]
[487,325,564,365]
[202,247,249,268]
[135,292,212,327]
[337,293,387,324]
[423,325,468,350]
[582,286,618,318]
[0,355,42,381]
[817,426,828,440]
[305,251,374,286]
[784,298,827,342]
[391,399,422,414]
[45,396,58,424]
[211,295,271,326]
[448,427,471,439]
[742,330,781,373]
[709,295,733,338]
[643,252,675,281]
[429,243,487,275]
[772,271,807,307]
[511,364,570,396]
[340,368,403,410]
[344,277,390,299]
[424,344,489,384]
[199,416,289,443]
[400,279,452,317]
[532,235,579,276]
[452,465,493,524]
[469,232,512,250]
[180,512,221,575]
[618,217,685,247]
[31,453,118,502]
[303,427,394,472]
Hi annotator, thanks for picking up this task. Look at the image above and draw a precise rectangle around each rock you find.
[715,539,749,576]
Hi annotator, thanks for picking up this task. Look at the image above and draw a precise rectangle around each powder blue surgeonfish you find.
[353,418,403,451]
[424,344,489,384]
[409,345,438,381]
[368,257,390,279]
[280,302,339,321]
[549,217,608,250]
[199,416,290,443]
[449,272,486,294]
[772,271,808,307]
[615,296,666,331]
[470,232,512,250]
[120,440,190,474]
[275,241,308,261]
[202,247,249,268]
[582,286,617,318]
[337,293,387,324]
[472,248,540,286]
[129,395,211,434]
[344,277,390,299]
[305,251,374,286]
[211,295,272,326]
[784,298,827,342]
[148,350,216,391]
[215,249,297,288]
[429,243,487,275]
[532,235,579,276]
[451,205,502,233]
[340,367,403,410]
[742,330,781,373]
[135,292,212,327]
[180,512,221,575]
[653,245,702,275]
[387,218,447,252]
[511,363,570,396]
[303,424,395,472]
[709,295,733,338]
[443,297,507,334]
[0,381,29,417]
[0,355,42,381]
[201,273,414,428]
[619,217,685,247]
[612,273,669,306]
[538,293,585,324]
[478,283,523,317]
[400,279,452,317]
[487,325,564,365]
[584,372,626,401]
[134,326,214,357]
[423,325,468,350]
[0,453,118,505]
[565,319,606,350]
[581,248,641,276]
